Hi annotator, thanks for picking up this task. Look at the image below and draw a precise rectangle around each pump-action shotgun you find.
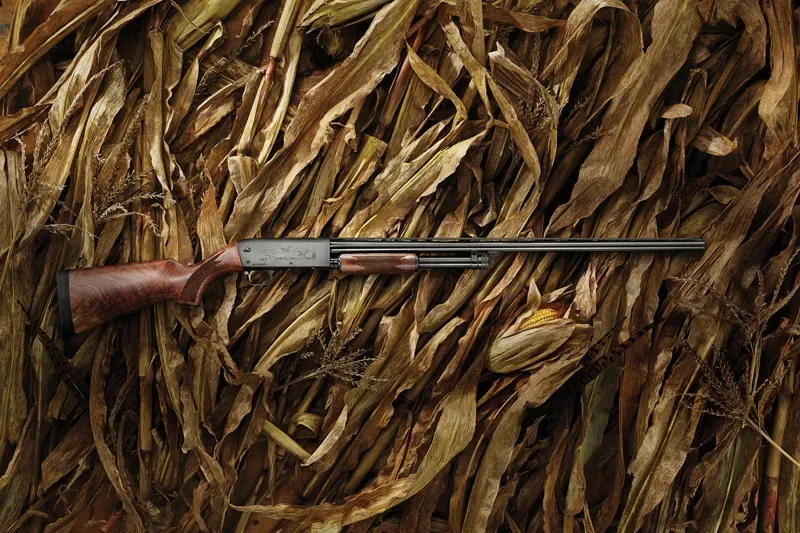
[56,237,705,336]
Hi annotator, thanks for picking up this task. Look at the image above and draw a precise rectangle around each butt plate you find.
[237,239,331,269]
[57,270,75,338]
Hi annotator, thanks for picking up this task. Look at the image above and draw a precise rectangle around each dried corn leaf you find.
[165,0,244,50]
[301,0,391,30]
[225,0,419,240]
[0,0,113,100]
[89,328,146,531]
[549,0,701,232]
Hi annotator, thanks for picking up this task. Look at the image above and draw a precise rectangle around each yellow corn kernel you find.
[520,304,564,330]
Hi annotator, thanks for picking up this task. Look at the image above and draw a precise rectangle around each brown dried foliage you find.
[1,0,799,531]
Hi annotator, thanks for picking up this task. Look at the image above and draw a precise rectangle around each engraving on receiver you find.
[259,247,317,261]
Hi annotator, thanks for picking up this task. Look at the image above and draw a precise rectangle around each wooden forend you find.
[338,253,419,275]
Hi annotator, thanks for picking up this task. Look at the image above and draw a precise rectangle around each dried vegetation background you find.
[1,0,800,531]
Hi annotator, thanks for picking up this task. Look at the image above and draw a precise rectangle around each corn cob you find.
[520,303,564,330]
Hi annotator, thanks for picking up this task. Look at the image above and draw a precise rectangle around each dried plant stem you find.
[746,416,800,469]
[759,273,800,532]
[234,472,266,533]
[343,415,403,495]
[262,420,311,461]
[0,215,20,306]
[302,470,323,500]
[240,0,303,157]
[0,182,21,464]
[271,378,325,485]
[138,319,154,503]
[375,22,426,139]
[759,357,795,533]
[748,334,763,414]
[269,0,302,61]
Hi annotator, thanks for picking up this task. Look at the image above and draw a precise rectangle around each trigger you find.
[246,270,275,286]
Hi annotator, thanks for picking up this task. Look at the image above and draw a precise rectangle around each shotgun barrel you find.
[329,237,704,252]
[57,237,704,335]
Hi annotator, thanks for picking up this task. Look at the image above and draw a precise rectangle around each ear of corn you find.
[488,318,592,374]
[520,303,564,330]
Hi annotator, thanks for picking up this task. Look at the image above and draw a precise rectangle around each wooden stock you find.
[58,243,242,335]
[338,253,418,275]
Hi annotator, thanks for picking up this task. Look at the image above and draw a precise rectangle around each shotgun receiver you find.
[56,237,704,336]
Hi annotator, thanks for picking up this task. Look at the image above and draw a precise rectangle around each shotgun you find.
[56,237,705,336]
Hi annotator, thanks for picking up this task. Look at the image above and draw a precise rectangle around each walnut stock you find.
[58,243,243,335]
